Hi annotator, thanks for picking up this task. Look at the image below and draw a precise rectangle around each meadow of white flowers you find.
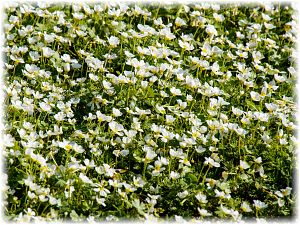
[2,1,297,222]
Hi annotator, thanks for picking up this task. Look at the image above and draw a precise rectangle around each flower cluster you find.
[3,2,296,222]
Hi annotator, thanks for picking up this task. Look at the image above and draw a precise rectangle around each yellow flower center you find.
[65,144,72,151]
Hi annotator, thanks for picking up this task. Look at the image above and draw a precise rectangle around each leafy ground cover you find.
[2,2,297,222]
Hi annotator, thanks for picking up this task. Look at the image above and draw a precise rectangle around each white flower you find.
[108,36,120,47]
[53,26,62,33]
[112,108,122,117]
[160,129,175,142]
[262,13,272,21]
[212,46,223,55]
[145,149,157,162]
[175,17,186,26]
[170,87,182,96]
[177,190,188,199]
[133,176,145,188]
[281,187,292,196]
[49,196,58,205]
[73,12,85,20]
[241,202,252,212]
[265,103,278,112]
[29,51,40,61]
[211,62,223,75]
[152,161,165,176]
[84,159,95,168]
[215,189,231,199]
[25,208,36,218]
[278,198,285,207]
[236,50,248,58]
[31,154,47,167]
[166,115,175,124]
[159,27,176,40]
[89,73,99,81]
[44,33,55,43]
[274,74,286,83]
[149,76,158,83]
[257,112,269,122]
[240,160,250,170]
[39,102,52,112]
[109,121,124,136]
[254,157,262,164]
[287,67,296,76]
[213,13,225,22]
[250,91,261,101]
[23,175,35,186]
[201,42,212,57]
[72,143,85,153]
[205,24,218,36]
[103,80,113,90]
[186,94,193,101]
[4,134,15,147]
[195,192,208,203]
[9,15,19,24]
[198,208,212,216]
[42,47,55,58]
[160,90,169,97]
[65,186,75,199]
[204,157,220,167]
[96,197,106,207]
[58,139,73,151]
[61,54,71,62]
[102,164,116,177]
[170,171,180,180]
[96,164,113,177]
[28,191,36,199]
[275,190,284,198]
[178,40,194,51]
[253,200,268,210]
[54,112,65,121]
[135,107,151,116]
[234,127,247,136]
[141,81,148,89]
[195,145,206,153]
[156,105,166,114]
[252,51,264,63]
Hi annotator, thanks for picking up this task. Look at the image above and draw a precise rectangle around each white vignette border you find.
[0,0,299,224]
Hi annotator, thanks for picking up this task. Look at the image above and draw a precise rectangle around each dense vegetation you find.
[3,2,296,222]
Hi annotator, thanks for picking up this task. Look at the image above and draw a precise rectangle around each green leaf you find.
[186,173,198,183]
[36,23,46,31]
[56,179,66,187]
[82,201,90,211]
[17,180,24,185]
[245,100,259,111]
